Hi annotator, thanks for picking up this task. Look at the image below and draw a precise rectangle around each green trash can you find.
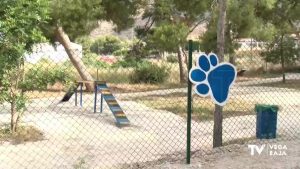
[255,104,279,139]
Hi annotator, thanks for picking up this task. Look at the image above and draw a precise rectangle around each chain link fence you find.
[0,39,299,169]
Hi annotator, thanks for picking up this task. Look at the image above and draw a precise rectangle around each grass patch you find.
[24,83,186,99]
[109,83,186,93]
[254,79,300,90]
[243,66,300,79]
[244,71,282,79]
[89,63,180,84]
[160,105,214,121]
[73,157,89,169]
[0,125,44,144]
[90,68,133,83]
[133,94,254,121]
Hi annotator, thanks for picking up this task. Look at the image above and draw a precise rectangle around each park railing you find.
[0,41,299,169]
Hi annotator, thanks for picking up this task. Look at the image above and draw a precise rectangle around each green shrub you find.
[91,68,133,83]
[90,36,122,55]
[112,47,130,57]
[21,62,75,91]
[166,54,178,63]
[112,58,149,68]
[130,62,170,84]
[112,40,130,57]
[83,53,110,68]
[112,60,135,68]
[75,36,93,54]
[262,36,300,64]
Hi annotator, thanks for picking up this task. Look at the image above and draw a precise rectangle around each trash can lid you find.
[255,104,279,112]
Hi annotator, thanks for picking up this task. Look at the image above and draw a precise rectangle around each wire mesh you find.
[0,40,299,169]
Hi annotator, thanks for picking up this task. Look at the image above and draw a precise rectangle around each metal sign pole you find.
[186,40,193,164]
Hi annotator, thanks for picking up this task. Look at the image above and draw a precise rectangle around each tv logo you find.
[248,144,287,156]
[248,144,265,155]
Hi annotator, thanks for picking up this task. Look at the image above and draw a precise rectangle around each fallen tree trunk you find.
[55,27,94,91]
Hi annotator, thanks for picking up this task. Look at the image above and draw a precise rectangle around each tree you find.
[257,0,300,83]
[0,0,49,132]
[213,0,227,148]
[90,36,123,55]
[201,0,276,64]
[46,0,142,90]
[138,0,211,83]
[148,23,189,82]
[263,36,300,74]
[201,0,279,148]
[201,0,299,147]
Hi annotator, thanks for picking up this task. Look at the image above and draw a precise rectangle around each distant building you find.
[25,42,82,64]
[235,38,266,52]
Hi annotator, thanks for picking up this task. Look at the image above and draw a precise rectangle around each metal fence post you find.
[187,40,193,164]
[75,86,78,106]
[100,94,103,113]
[94,84,97,113]
[80,83,83,107]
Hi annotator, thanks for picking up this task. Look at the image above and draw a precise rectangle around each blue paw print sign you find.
[189,53,237,106]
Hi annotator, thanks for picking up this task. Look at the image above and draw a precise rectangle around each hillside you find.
[90,16,207,40]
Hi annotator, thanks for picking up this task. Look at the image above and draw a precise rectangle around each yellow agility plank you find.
[107,101,119,106]
[102,91,112,95]
[115,114,127,117]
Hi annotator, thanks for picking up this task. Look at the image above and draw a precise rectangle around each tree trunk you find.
[177,46,188,83]
[11,100,18,133]
[213,105,223,147]
[229,55,235,65]
[55,27,94,91]
[280,35,286,83]
[213,0,227,148]
[183,50,188,65]
[160,52,167,61]
[217,0,226,63]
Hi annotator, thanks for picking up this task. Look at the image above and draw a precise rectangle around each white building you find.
[25,42,82,64]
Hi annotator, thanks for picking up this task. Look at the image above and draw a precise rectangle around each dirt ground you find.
[146,139,300,169]
[0,95,299,169]
[0,74,299,169]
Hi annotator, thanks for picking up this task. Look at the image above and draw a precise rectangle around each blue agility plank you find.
[111,106,122,112]
[95,82,130,126]
[103,95,114,99]
[97,84,108,89]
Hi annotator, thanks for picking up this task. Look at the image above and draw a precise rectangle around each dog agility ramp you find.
[96,83,130,126]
